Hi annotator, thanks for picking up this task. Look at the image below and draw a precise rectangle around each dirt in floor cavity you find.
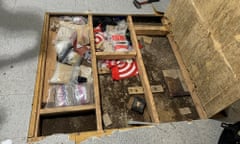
[40,111,96,136]
[99,74,145,129]
[99,36,199,128]
[141,36,199,122]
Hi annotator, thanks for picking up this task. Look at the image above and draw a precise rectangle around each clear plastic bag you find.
[73,83,94,105]
[49,62,79,84]
[45,83,94,108]
[56,26,76,42]
[59,21,90,45]
[45,84,75,108]
[55,40,72,62]
[62,49,82,65]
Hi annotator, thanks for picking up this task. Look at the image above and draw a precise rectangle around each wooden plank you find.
[128,85,164,95]
[96,51,136,59]
[88,14,103,131]
[40,105,96,115]
[34,16,56,137]
[27,136,45,143]
[42,30,57,104]
[165,1,240,117]
[128,16,160,123]
[70,126,151,143]
[134,24,168,36]
[28,13,50,138]
[167,34,207,119]
[98,67,110,74]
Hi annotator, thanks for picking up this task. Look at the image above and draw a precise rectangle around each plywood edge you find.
[88,14,103,131]
[40,104,96,115]
[203,81,240,117]
[96,51,136,59]
[167,34,208,119]
[70,126,152,143]
[127,16,160,123]
[28,13,50,138]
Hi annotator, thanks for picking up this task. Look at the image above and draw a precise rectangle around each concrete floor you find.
[0,0,239,143]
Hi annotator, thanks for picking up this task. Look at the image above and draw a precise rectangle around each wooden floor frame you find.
[27,13,207,143]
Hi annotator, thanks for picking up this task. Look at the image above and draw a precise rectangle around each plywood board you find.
[166,0,240,117]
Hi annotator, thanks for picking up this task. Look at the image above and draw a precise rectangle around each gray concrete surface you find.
[32,120,223,144]
[0,0,237,143]
[82,120,223,144]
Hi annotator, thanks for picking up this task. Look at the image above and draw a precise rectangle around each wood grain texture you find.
[40,105,96,115]
[166,0,240,117]
[128,16,160,123]
[134,24,168,35]
[96,51,136,59]
[128,85,164,95]
[167,34,207,118]
[70,126,150,144]
[28,13,50,138]
[88,14,103,131]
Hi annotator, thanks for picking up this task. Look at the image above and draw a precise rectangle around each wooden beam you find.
[134,24,168,36]
[128,85,164,95]
[28,13,50,138]
[128,16,160,123]
[167,34,208,119]
[40,105,96,115]
[96,51,136,59]
[88,14,103,131]
[98,67,111,74]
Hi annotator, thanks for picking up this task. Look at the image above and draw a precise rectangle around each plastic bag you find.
[59,21,90,45]
[73,83,94,105]
[49,63,80,84]
[72,16,87,25]
[79,65,92,80]
[45,84,75,108]
[62,49,82,65]
[55,40,72,62]
[56,26,76,42]
[115,20,128,35]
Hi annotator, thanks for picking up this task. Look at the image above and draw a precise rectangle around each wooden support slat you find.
[167,34,207,119]
[96,51,136,59]
[98,67,111,74]
[40,105,96,115]
[128,16,160,123]
[128,85,164,95]
[28,14,50,138]
[134,24,168,36]
[88,14,103,131]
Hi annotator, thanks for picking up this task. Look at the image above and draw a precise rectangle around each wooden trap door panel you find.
[165,0,240,118]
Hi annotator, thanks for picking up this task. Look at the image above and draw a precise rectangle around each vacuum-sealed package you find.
[73,83,94,105]
[49,62,80,84]
[45,83,94,108]
[54,85,74,107]
[45,84,75,108]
